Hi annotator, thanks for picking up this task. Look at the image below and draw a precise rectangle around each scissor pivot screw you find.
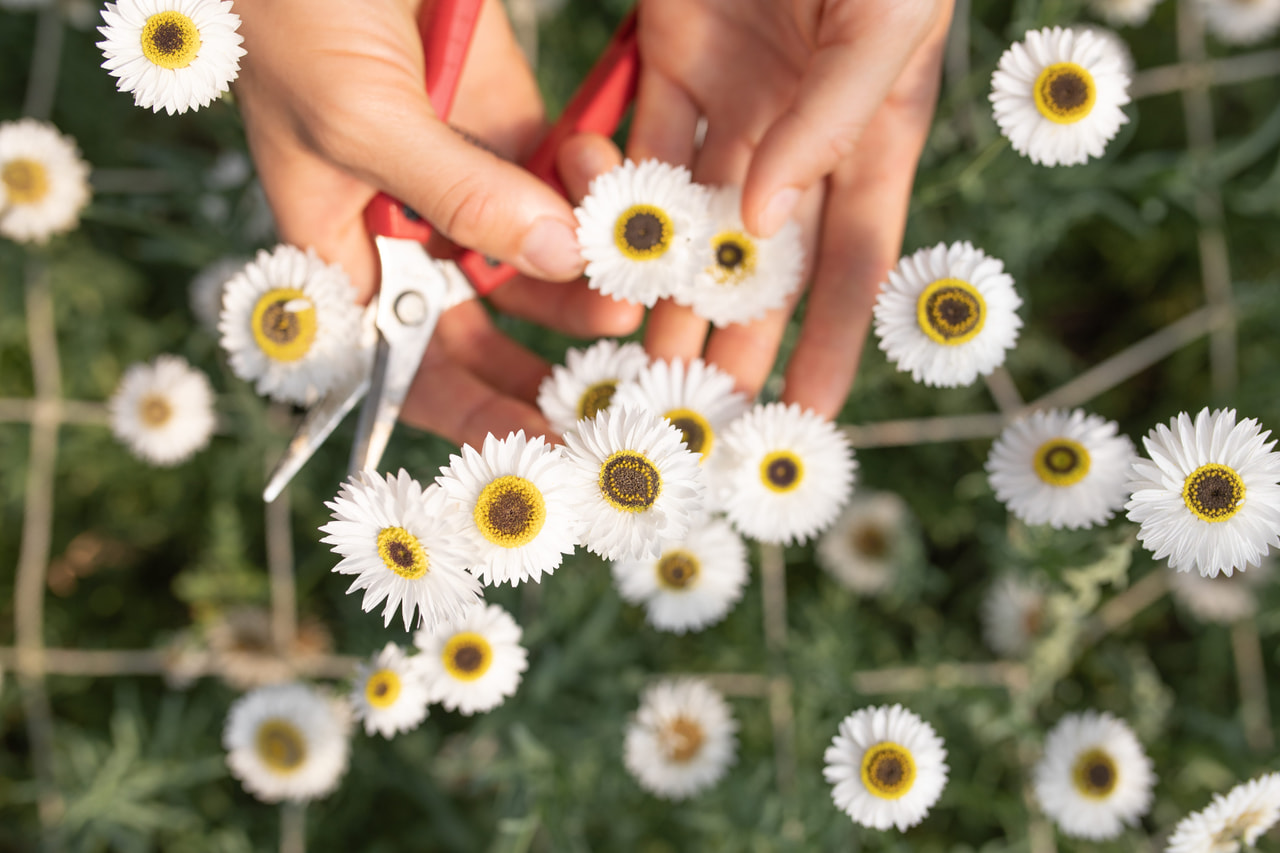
[395,291,429,326]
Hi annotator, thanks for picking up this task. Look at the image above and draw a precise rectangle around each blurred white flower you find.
[1199,0,1280,45]
[816,491,911,596]
[1090,0,1165,27]
[0,118,91,244]
[624,678,737,800]
[108,354,216,466]
[1169,559,1272,624]
[1165,772,1280,852]
[189,255,249,334]
[981,574,1048,658]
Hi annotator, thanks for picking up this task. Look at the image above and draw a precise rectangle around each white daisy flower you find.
[1127,408,1280,578]
[412,602,528,716]
[562,405,704,561]
[1166,772,1280,853]
[990,26,1132,167]
[1169,559,1271,625]
[219,244,365,405]
[574,159,712,307]
[872,241,1023,388]
[1199,0,1280,45]
[1033,710,1155,840]
[319,470,482,632]
[223,682,350,803]
[624,678,738,800]
[108,354,216,466]
[1090,0,1164,27]
[673,185,805,328]
[0,118,91,245]
[190,255,249,334]
[350,643,430,739]
[986,408,1137,530]
[816,491,912,596]
[613,357,750,509]
[717,403,855,546]
[536,338,649,437]
[611,517,749,634]
[823,703,949,831]
[981,574,1048,658]
[435,431,579,587]
[97,0,245,115]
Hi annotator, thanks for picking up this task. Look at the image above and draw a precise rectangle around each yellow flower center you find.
[137,392,173,428]
[599,450,662,512]
[442,632,492,681]
[1072,748,1118,799]
[860,742,916,799]
[664,407,713,459]
[255,719,307,774]
[917,278,986,345]
[474,475,546,549]
[660,715,706,764]
[577,380,618,420]
[1,158,50,206]
[709,230,757,284]
[613,204,673,261]
[250,288,318,363]
[364,669,402,709]
[140,11,203,70]
[1182,463,1245,523]
[1033,438,1091,487]
[760,450,804,493]
[655,550,700,590]
[1033,62,1097,125]
[376,526,429,579]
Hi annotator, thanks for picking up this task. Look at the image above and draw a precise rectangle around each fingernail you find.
[756,187,800,237]
[520,217,584,280]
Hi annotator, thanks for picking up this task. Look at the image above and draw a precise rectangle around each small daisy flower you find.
[981,574,1049,658]
[611,517,749,634]
[562,406,704,561]
[350,643,430,739]
[219,244,365,405]
[574,159,712,307]
[189,255,249,334]
[537,338,650,437]
[823,703,949,831]
[1090,0,1164,27]
[717,403,855,546]
[97,0,245,115]
[1169,559,1272,625]
[1127,408,1280,577]
[319,470,482,632]
[435,431,578,587]
[223,682,351,803]
[990,26,1132,167]
[873,241,1022,388]
[108,354,216,466]
[1166,772,1280,853]
[1199,0,1280,45]
[1033,710,1155,840]
[624,678,738,800]
[613,357,750,509]
[413,602,528,716]
[816,491,912,596]
[986,408,1137,530]
[673,185,805,327]
[0,118,91,244]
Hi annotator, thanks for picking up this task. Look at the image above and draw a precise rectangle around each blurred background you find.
[1,0,1279,850]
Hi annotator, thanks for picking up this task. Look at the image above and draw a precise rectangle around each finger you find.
[434,300,551,403]
[781,33,947,418]
[626,67,701,167]
[742,0,951,237]
[487,276,643,338]
[558,132,624,203]
[400,353,556,449]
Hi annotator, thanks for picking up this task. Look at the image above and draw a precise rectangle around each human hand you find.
[234,0,642,447]
[608,0,952,417]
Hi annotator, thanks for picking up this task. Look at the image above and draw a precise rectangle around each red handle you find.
[363,0,484,243]
[460,12,639,295]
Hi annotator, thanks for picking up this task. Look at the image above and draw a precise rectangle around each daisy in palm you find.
[350,643,430,739]
[537,339,650,436]
[97,0,245,115]
[624,678,738,800]
[1127,408,1280,577]
[0,118,91,244]
[320,470,482,632]
[413,602,528,716]
[435,431,578,587]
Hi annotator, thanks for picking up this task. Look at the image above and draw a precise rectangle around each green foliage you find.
[1,0,1279,851]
